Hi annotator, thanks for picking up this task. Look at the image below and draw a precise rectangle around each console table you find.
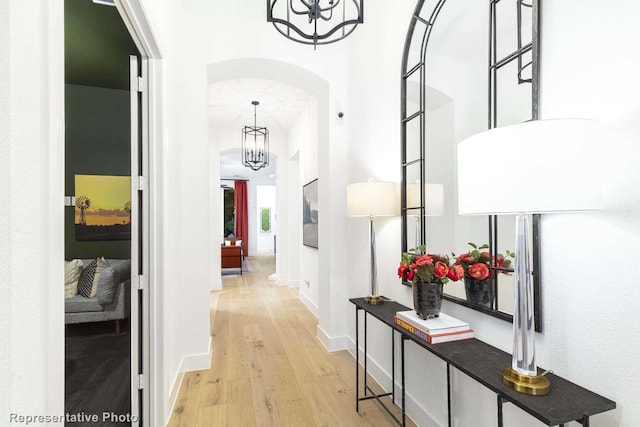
[350,297,615,427]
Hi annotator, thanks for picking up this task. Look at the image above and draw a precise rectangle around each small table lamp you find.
[457,119,601,395]
[347,180,397,305]
[407,182,444,248]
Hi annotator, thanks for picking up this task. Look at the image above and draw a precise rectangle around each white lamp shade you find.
[457,119,602,215]
[406,183,421,213]
[407,182,444,216]
[425,183,444,216]
[347,181,396,217]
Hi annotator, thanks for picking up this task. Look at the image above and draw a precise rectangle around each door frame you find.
[117,2,163,425]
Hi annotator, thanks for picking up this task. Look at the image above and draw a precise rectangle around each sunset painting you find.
[75,174,131,241]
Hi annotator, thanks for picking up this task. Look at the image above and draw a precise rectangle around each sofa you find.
[221,245,243,274]
[65,258,131,335]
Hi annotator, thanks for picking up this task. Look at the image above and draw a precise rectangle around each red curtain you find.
[234,180,248,256]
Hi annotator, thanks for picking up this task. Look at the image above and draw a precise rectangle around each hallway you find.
[167,253,413,426]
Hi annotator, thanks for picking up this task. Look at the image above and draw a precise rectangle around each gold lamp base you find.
[502,367,550,396]
[364,295,384,305]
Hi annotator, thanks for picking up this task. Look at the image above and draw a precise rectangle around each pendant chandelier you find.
[267,0,364,49]
[242,101,269,171]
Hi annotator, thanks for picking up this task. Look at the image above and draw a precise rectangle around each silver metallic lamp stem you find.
[365,214,383,305]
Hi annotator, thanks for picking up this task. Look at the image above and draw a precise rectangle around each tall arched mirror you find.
[400,0,541,330]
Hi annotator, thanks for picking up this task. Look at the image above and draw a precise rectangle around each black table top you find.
[350,297,616,426]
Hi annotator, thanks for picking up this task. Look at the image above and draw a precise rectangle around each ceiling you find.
[65,0,138,90]
[212,78,312,184]
[65,1,311,185]
[209,79,311,134]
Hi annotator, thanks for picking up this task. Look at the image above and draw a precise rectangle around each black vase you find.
[413,281,443,320]
[464,276,492,309]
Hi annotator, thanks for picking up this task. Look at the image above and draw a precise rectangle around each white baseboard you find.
[165,337,212,425]
[275,278,299,287]
[297,291,318,317]
[181,336,212,372]
[316,325,348,352]
[210,277,222,291]
[346,337,437,427]
[166,370,185,425]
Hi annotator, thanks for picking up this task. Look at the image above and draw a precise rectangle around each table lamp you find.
[407,182,444,248]
[457,119,601,395]
[347,180,397,305]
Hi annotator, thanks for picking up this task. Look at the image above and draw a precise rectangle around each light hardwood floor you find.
[167,253,415,427]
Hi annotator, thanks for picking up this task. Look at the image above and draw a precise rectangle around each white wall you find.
[346,1,640,426]
[345,0,416,417]
[289,98,321,313]
[532,1,640,425]
[2,0,65,422]
[285,152,301,289]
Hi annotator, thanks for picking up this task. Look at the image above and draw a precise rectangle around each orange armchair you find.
[221,245,243,274]
[224,237,245,259]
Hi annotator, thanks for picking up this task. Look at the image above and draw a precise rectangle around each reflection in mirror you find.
[404,160,423,248]
[408,183,445,251]
[406,182,421,249]
[400,0,541,330]
[406,114,421,162]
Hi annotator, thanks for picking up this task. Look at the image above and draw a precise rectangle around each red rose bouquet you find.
[398,246,464,285]
[454,243,513,280]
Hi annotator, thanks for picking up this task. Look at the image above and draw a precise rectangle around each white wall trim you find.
[116,0,162,58]
[298,290,318,317]
[165,336,212,424]
[297,291,347,353]
[111,2,164,425]
[47,0,66,418]
[274,277,300,287]
[316,325,348,352]
[288,280,300,288]
[165,370,185,426]
[346,337,438,427]
[181,336,212,372]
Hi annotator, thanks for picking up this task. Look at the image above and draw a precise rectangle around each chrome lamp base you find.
[502,367,550,396]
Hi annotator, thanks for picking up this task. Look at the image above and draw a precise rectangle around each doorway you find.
[256,185,276,255]
[64,0,147,424]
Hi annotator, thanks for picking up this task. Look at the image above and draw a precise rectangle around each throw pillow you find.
[78,257,109,298]
[64,259,83,298]
[96,260,131,306]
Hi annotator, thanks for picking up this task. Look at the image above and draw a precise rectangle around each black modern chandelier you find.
[242,101,269,171]
[267,0,364,48]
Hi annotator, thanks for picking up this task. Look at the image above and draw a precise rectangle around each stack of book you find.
[394,310,474,344]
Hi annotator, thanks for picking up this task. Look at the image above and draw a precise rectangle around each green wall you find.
[65,84,131,260]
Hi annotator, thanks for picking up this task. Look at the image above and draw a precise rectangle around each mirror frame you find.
[400,0,542,331]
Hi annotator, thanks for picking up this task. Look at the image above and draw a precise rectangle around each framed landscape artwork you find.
[302,179,318,248]
[75,174,131,241]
